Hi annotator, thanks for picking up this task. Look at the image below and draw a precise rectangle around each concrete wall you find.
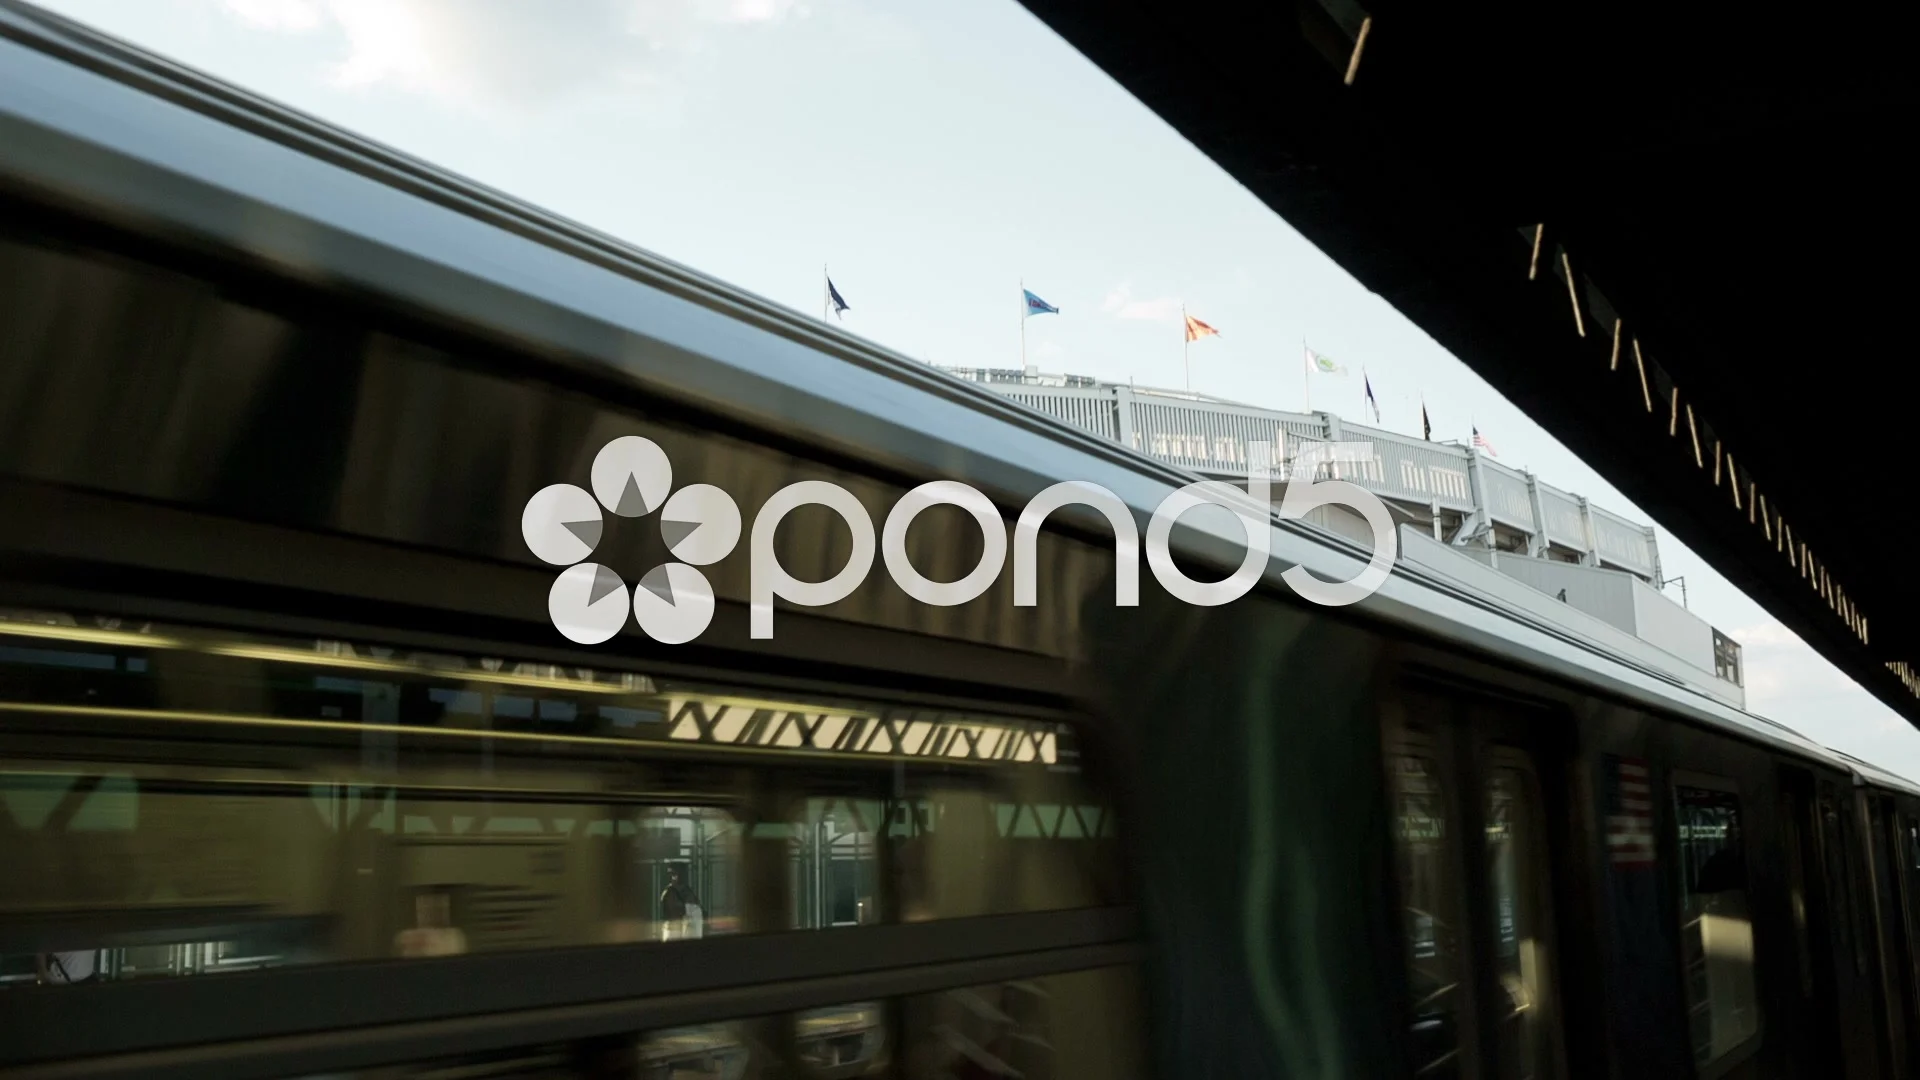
[1397,528,1744,710]
[1480,553,1639,636]
[1631,577,1717,673]
[1301,502,1382,548]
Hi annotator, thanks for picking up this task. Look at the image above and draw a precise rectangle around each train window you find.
[1780,800,1815,1000]
[1819,788,1856,965]
[1388,753,1472,1078]
[630,968,1147,1079]
[0,611,1122,983]
[1485,763,1558,1080]
[1673,783,1760,1068]
[277,965,1144,1078]
[792,798,881,929]
[899,967,1146,1078]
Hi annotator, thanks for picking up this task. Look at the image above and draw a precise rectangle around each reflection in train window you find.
[1388,754,1471,1079]
[636,1002,891,1079]
[637,1020,758,1079]
[1820,789,1855,965]
[282,967,1143,1078]
[1781,801,1814,1000]
[0,611,1119,984]
[899,967,1145,1079]
[793,798,880,929]
[1674,784,1759,1068]
[1485,765,1557,1080]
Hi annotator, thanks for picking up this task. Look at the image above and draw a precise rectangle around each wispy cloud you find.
[1101,282,1181,323]
[1722,615,1920,779]
[218,0,806,110]
[1730,618,1852,706]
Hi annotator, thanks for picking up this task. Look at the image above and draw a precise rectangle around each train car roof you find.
[1827,749,1920,799]
[0,0,1897,790]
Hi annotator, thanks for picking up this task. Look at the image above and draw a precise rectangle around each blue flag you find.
[1023,289,1059,317]
[826,276,849,319]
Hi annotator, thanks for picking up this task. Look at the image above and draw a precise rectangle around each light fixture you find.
[1562,251,1586,336]
[1344,15,1373,85]
[1633,339,1653,412]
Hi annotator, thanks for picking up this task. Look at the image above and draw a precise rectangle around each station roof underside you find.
[1014,0,1920,724]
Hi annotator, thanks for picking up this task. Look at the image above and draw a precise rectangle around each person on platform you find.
[658,865,702,941]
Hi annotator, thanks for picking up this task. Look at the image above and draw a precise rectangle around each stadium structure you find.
[945,364,1748,710]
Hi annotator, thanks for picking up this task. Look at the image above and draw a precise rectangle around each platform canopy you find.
[1015,0,1920,723]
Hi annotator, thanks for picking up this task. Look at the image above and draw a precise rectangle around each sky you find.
[29,0,1920,779]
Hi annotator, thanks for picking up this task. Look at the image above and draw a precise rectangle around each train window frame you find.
[1380,699,1479,1080]
[1778,787,1816,1002]
[1482,744,1568,1080]
[1669,770,1763,1079]
[1816,782,1860,974]
[0,608,1142,1074]
[1839,789,1873,978]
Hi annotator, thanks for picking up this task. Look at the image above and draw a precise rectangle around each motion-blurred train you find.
[2,3,1919,1078]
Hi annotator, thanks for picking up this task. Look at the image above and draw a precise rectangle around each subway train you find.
[3,3,1920,1079]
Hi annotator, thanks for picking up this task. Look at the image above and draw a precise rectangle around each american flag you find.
[1472,425,1498,457]
[1605,755,1656,866]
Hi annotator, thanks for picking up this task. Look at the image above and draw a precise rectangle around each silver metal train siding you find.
[3,2,1920,1078]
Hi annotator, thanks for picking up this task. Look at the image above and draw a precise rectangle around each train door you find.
[1385,686,1569,1080]
[1818,778,1886,1080]
[1901,810,1920,1075]
[1867,793,1916,1079]
[1781,768,1845,1075]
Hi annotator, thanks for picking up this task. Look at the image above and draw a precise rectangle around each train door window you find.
[1387,749,1474,1078]
[1820,780,1850,968]
[1870,798,1915,1080]
[1674,780,1760,1069]
[1780,789,1816,1001]
[1484,755,1560,1080]
[1819,784,1867,977]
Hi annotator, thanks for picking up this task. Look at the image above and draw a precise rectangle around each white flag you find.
[1306,346,1347,376]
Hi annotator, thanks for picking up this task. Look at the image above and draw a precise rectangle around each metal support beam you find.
[1525,471,1550,557]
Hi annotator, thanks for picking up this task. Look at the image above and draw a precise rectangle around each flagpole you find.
[1302,339,1311,413]
[1020,279,1026,370]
